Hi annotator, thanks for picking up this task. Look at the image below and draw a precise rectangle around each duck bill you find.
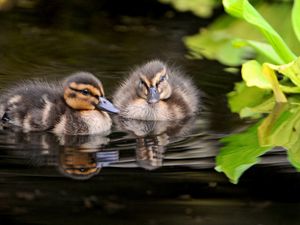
[97,97,119,114]
[147,87,160,104]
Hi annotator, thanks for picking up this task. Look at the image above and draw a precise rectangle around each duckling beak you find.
[97,97,119,114]
[147,87,160,104]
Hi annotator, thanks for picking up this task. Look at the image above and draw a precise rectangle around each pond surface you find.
[1,3,300,225]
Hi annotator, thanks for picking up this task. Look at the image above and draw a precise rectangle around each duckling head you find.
[63,72,119,113]
[135,60,172,104]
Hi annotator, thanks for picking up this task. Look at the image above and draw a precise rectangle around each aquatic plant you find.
[216,103,300,183]
[161,0,300,182]
[159,0,221,18]
[181,0,300,115]
[184,0,298,66]
[216,0,300,183]
[224,0,300,115]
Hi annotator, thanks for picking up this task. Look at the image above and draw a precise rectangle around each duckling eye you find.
[139,80,147,88]
[160,75,167,82]
[80,89,90,96]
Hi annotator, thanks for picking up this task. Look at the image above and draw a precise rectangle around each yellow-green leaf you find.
[262,64,288,103]
[242,60,272,89]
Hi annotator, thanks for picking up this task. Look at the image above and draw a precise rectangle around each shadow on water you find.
[1,1,300,225]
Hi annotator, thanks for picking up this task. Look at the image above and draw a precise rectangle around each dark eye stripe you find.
[140,80,148,88]
[69,87,99,98]
[80,89,90,96]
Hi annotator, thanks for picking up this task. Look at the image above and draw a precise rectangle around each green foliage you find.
[159,0,221,18]
[223,0,296,63]
[216,122,270,184]
[228,82,272,117]
[229,57,300,117]
[223,0,300,118]
[292,0,300,42]
[214,0,300,182]
[184,16,252,66]
[163,0,300,182]
[184,1,300,66]
[217,103,300,183]
[258,104,300,171]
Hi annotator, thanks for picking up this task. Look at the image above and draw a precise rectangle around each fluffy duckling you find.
[113,60,200,120]
[0,72,119,135]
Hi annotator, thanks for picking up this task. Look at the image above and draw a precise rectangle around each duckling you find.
[0,72,119,135]
[113,60,200,121]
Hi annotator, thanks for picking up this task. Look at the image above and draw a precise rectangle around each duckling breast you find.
[118,98,185,121]
[52,110,112,135]
[79,110,112,135]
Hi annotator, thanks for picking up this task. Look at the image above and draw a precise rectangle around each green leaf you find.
[216,123,270,184]
[288,142,300,171]
[217,104,300,183]
[228,82,271,114]
[267,57,300,87]
[242,60,272,89]
[262,64,288,103]
[257,103,290,146]
[241,58,300,104]
[183,2,300,66]
[239,97,275,118]
[280,85,300,93]
[292,0,300,43]
[257,104,300,170]
[233,39,285,64]
[222,0,296,63]
[159,0,221,18]
[184,2,300,66]
[218,101,300,183]
[184,27,247,66]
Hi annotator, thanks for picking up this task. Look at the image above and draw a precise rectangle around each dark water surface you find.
[1,3,300,225]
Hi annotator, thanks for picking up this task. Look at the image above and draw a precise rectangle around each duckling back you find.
[0,81,64,131]
[113,60,200,121]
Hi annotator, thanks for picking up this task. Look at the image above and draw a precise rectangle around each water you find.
[1,2,300,225]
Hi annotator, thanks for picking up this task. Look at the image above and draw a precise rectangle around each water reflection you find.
[0,112,216,180]
[57,135,113,180]
[0,130,119,179]
[114,117,196,170]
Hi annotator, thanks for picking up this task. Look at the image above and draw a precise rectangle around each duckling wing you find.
[0,81,65,131]
[169,73,200,116]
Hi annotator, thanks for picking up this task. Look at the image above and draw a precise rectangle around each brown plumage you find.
[113,60,200,121]
[0,72,119,135]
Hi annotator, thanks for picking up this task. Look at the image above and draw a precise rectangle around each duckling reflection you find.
[57,135,111,180]
[114,117,196,170]
[1,131,118,180]
[135,135,166,170]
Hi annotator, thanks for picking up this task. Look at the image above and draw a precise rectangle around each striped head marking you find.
[64,72,119,113]
[65,81,103,110]
[136,60,172,104]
